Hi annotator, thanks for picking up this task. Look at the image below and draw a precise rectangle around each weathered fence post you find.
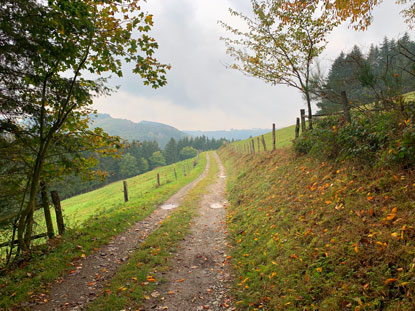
[157,173,160,186]
[261,135,267,151]
[341,90,351,123]
[174,168,177,180]
[251,140,255,154]
[295,117,300,138]
[272,123,276,151]
[257,137,261,152]
[183,166,187,176]
[50,191,65,235]
[40,181,54,239]
[123,180,128,202]
[300,109,306,133]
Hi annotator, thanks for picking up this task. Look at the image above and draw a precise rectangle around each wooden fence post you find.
[157,173,160,186]
[272,123,276,151]
[174,168,177,180]
[50,191,65,235]
[261,135,267,151]
[257,137,261,152]
[341,90,351,123]
[300,109,306,133]
[251,140,255,154]
[40,181,54,239]
[123,181,128,202]
[183,166,187,176]
[295,117,300,138]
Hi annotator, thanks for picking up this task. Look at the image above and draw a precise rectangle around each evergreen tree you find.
[163,138,178,165]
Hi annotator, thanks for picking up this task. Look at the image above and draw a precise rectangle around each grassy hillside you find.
[0,155,206,309]
[219,146,415,310]
[232,125,296,152]
[61,157,198,226]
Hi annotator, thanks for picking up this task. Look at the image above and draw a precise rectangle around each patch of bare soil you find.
[140,152,233,311]
[22,155,210,311]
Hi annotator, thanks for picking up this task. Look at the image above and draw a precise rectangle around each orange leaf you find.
[178,278,185,282]
[385,278,397,285]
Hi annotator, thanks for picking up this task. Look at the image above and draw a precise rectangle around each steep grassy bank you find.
[219,147,415,311]
[0,155,206,309]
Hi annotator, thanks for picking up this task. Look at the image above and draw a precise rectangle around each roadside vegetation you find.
[0,155,206,310]
[220,125,415,310]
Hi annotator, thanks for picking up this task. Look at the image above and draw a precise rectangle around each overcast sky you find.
[92,1,411,131]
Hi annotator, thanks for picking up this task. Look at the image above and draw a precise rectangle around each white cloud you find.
[94,0,411,131]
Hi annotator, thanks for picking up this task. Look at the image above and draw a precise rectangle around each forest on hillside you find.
[52,136,227,199]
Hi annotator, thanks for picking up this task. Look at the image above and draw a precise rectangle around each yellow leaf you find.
[316,267,322,272]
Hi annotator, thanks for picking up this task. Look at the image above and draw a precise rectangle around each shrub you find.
[293,105,415,168]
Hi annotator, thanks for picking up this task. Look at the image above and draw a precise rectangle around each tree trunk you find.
[40,181,55,239]
[17,141,48,253]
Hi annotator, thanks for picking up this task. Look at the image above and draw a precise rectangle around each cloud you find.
[94,0,411,131]
[93,90,286,131]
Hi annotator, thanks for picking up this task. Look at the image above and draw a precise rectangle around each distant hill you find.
[90,113,189,148]
[185,128,270,140]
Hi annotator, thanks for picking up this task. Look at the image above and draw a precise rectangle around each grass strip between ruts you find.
[0,154,206,310]
[87,151,220,311]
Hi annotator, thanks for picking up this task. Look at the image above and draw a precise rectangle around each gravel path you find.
[140,152,233,311]
[22,155,211,311]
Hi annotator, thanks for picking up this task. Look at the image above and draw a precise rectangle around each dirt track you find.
[25,155,211,311]
[140,152,232,311]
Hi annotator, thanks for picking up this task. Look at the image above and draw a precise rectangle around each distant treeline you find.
[52,136,228,199]
[316,33,415,114]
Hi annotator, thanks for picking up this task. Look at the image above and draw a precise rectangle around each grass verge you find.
[219,146,415,311]
[0,155,206,310]
[87,152,220,311]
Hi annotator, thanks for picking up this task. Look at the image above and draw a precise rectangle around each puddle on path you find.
[210,202,223,209]
[160,203,178,210]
